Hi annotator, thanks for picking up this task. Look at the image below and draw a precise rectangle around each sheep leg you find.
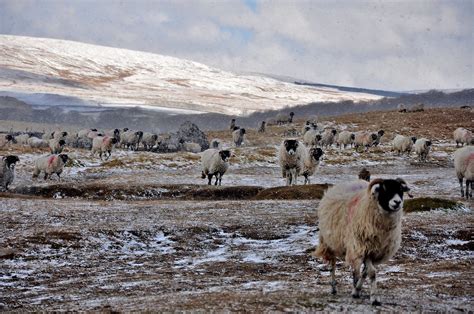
[207,174,213,185]
[214,175,219,186]
[286,172,291,186]
[366,259,380,306]
[352,260,367,298]
[466,180,471,199]
[459,178,464,197]
[330,259,337,294]
[57,173,61,182]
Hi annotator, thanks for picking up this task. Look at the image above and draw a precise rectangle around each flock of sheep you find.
[0,112,473,306]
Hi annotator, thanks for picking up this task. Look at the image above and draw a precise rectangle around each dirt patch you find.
[254,184,331,200]
[404,197,463,213]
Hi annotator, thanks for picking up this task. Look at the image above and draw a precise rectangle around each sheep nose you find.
[393,200,401,207]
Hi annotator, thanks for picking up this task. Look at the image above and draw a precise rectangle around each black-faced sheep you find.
[141,132,158,151]
[201,149,231,186]
[232,128,246,147]
[0,155,20,191]
[210,138,222,149]
[303,129,322,147]
[49,139,66,154]
[302,147,323,185]
[276,112,295,125]
[392,135,417,155]
[414,138,432,162]
[354,132,378,151]
[120,130,143,151]
[301,121,317,136]
[258,121,266,133]
[374,130,385,146]
[0,134,15,148]
[278,139,305,186]
[453,127,473,147]
[320,129,337,148]
[314,178,410,305]
[337,131,355,149]
[91,136,118,160]
[32,154,69,181]
[229,118,237,131]
[28,137,49,149]
[453,145,474,199]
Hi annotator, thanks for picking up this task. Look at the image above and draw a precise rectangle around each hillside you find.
[0,35,382,116]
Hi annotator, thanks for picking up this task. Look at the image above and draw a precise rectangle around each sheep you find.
[453,127,473,147]
[408,103,424,112]
[413,138,432,162]
[320,129,337,148]
[32,154,69,181]
[53,131,68,140]
[42,131,55,141]
[453,146,474,199]
[278,139,305,186]
[210,138,222,149]
[91,136,118,160]
[77,128,98,138]
[354,132,378,151]
[87,130,104,139]
[49,139,66,154]
[105,129,121,141]
[200,148,231,186]
[15,134,31,145]
[337,131,355,149]
[358,168,371,182]
[232,128,246,147]
[229,118,238,131]
[28,137,49,149]
[397,104,406,113]
[183,142,202,153]
[374,130,385,146]
[141,132,158,151]
[276,112,295,125]
[392,135,417,155]
[0,134,15,148]
[120,130,144,151]
[314,178,410,305]
[258,121,266,133]
[301,147,324,185]
[301,121,317,136]
[303,129,322,147]
[0,155,20,191]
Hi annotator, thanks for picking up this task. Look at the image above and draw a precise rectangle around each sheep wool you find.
[49,138,66,154]
[92,136,118,160]
[302,147,323,184]
[453,127,473,147]
[32,154,69,181]
[303,129,321,147]
[337,131,355,149]
[392,135,416,155]
[0,155,20,191]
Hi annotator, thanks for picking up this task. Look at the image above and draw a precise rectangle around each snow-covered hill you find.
[0,35,383,116]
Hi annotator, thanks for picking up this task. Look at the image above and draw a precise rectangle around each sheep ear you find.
[396,178,410,192]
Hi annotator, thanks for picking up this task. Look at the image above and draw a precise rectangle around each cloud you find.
[0,0,472,90]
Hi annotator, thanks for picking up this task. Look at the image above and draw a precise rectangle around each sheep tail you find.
[312,237,334,262]
[201,171,206,179]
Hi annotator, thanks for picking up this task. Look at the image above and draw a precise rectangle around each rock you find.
[176,121,209,150]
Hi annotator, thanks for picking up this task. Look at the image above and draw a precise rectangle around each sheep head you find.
[59,154,69,164]
[219,150,231,162]
[369,178,410,213]
[3,155,19,169]
[283,139,299,155]
[310,148,324,161]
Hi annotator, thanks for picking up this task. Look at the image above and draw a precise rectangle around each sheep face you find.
[4,155,19,169]
[91,129,98,132]
[310,148,324,161]
[240,128,246,135]
[315,134,322,141]
[136,131,144,139]
[114,129,120,136]
[411,136,417,143]
[370,133,377,141]
[370,179,410,212]
[5,134,14,142]
[425,140,432,147]
[331,129,337,136]
[219,150,231,162]
[123,128,129,132]
[111,138,118,144]
[59,140,66,147]
[284,139,299,156]
[233,126,240,131]
[378,130,385,136]
[350,133,355,140]
[59,154,69,164]
[61,131,68,137]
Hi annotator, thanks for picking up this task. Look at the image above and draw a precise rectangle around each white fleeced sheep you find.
[354,131,378,151]
[453,145,474,199]
[28,137,49,149]
[301,121,317,136]
[278,139,305,186]
[453,127,473,147]
[276,112,295,125]
[183,142,202,153]
[374,130,385,146]
[232,128,246,147]
[320,129,337,148]
[337,131,355,149]
[0,155,19,191]
[301,147,323,185]
[105,129,121,141]
[42,131,55,141]
[141,132,158,151]
[15,134,31,145]
[303,129,322,147]
[314,178,410,305]
[87,130,104,139]
[32,154,69,181]
[120,130,143,151]
[91,136,118,160]
[0,134,15,148]
[413,138,432,162]
[392,135,416,155]
[77,128,97,138]
[53,131,68,140]
[201,148,231,185]
[49,138,66,154]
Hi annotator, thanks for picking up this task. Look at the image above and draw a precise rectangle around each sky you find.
[0,0,472,91]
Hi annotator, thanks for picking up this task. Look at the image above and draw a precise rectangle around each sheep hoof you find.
[351,291,360,299]
[371,300,381,306]
[331,287,337,295]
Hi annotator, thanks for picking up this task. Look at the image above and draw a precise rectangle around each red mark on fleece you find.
[103,136,109,143]
[467,152,474,164]
[48,155,56,167]
[347,195,360,223]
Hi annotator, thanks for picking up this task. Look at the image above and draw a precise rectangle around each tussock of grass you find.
[102,159,125,167]
[404,197,462,213]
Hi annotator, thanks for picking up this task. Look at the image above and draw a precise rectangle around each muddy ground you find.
[1,108,473,311]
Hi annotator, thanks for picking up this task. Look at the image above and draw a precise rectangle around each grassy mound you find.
[404,197,463,213]
[253,184,331,200]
